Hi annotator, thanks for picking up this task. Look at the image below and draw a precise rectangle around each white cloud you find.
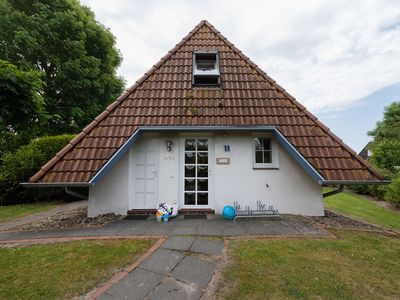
[80,0,400,113]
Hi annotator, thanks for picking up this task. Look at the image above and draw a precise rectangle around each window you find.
[184,139,209,206]
[253,137,278,168]
[193,52,220,86]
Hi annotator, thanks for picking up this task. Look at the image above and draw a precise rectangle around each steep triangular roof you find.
[29,20,382,184]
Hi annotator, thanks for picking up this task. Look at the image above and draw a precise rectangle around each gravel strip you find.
[307,210,388,232]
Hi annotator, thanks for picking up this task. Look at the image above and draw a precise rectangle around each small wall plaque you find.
[216,157,230,165]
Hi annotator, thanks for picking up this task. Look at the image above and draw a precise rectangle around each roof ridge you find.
[202,21,383,180]
[30,20,209,183]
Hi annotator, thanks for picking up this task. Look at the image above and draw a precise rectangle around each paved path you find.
[0,214,330,241]
[0,200,87,232]
[98,236,224,300]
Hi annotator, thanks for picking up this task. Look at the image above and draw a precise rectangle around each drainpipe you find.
[65,187,87,200]
[322,185,344,198]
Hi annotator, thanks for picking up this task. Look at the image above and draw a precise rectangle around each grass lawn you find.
[220,230,400,299]
[324,190,400,231]
[0,239,153,300]
[0,202,59,224]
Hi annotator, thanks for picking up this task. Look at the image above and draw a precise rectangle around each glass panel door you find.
[184,138,208,205]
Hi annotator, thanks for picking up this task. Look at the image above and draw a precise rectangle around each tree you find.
[0,0,124,135]
[0,134,75,204]
[0,60,45,155]
[368,102,400,142]
[366,101,400,203]
[370,140,400,174]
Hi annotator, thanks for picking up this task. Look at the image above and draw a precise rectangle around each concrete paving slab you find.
[221,223,247,236]
[284,221,328,235]
[171,255,216,288]
[0,231,20,240]
[63,228,101,237]
[23,229,70,239]
[139,248,184,275]
[161,236,195,251]
[0,230,65,240]
[97,292,114,300]
[147,277,202,300]
[190,238,224,256]
[196,224,223,236]
[243,221,300,235]
[116,226,150,236]
[146,223,178,235]
[99,268,163,300]
[170,226,196,236]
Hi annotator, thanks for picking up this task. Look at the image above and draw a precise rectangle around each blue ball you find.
[223,205,236,220]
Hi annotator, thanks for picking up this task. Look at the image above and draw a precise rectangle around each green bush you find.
[0,134,75,204]
[385,177,400,208]
[348,184,370,194]
[367,184,389,200]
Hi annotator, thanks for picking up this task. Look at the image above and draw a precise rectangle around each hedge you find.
[0,134,75,204]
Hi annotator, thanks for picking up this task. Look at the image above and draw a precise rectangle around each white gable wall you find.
[88,153,129,217]
[88,132,323,217]
[213,134,323,216]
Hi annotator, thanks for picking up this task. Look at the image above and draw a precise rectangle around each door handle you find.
[152,170,158,177]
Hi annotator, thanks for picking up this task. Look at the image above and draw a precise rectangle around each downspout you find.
[65,187,87,200]
[322,185,344,198]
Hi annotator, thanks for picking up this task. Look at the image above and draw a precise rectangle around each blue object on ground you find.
[222,206,236,220]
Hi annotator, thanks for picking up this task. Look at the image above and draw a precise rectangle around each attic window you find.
[193,52,220,86]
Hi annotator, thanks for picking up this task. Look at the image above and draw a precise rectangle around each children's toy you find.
[156,201,178,222]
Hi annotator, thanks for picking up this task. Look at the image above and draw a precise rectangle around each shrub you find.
[348,184,370,194]
[385,177,400,208]
[0,134,75,204]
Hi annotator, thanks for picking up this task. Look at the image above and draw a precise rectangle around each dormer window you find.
[193,51,220,86]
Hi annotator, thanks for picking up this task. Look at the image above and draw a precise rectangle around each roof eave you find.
[322,180,391,186]
[21,182,92,188]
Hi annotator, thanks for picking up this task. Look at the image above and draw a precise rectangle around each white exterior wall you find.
[212,134,323,216]
[88,153,129,217]
[88,132,324,217]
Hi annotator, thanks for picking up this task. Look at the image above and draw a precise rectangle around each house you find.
[25,20,385,217]
[359,142,374,160]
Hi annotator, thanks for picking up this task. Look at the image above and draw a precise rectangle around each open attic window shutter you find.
[193,51,220,86]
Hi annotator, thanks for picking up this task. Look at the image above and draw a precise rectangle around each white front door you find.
[132,138,159,209]
[182,138,212,208]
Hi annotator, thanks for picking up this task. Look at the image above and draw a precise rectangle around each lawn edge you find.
[0,202,60,224]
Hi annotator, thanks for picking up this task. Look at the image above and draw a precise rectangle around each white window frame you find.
[192,51,220,86]
[179,135,214,209]
[252,135,279,169]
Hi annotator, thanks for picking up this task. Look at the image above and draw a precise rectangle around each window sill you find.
[253,165,279,170]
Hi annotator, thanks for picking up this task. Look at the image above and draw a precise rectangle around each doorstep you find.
[178,208,215,215]
[127,209,156,215]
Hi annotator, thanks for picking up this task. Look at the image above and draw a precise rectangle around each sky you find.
[80,0,400,152]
